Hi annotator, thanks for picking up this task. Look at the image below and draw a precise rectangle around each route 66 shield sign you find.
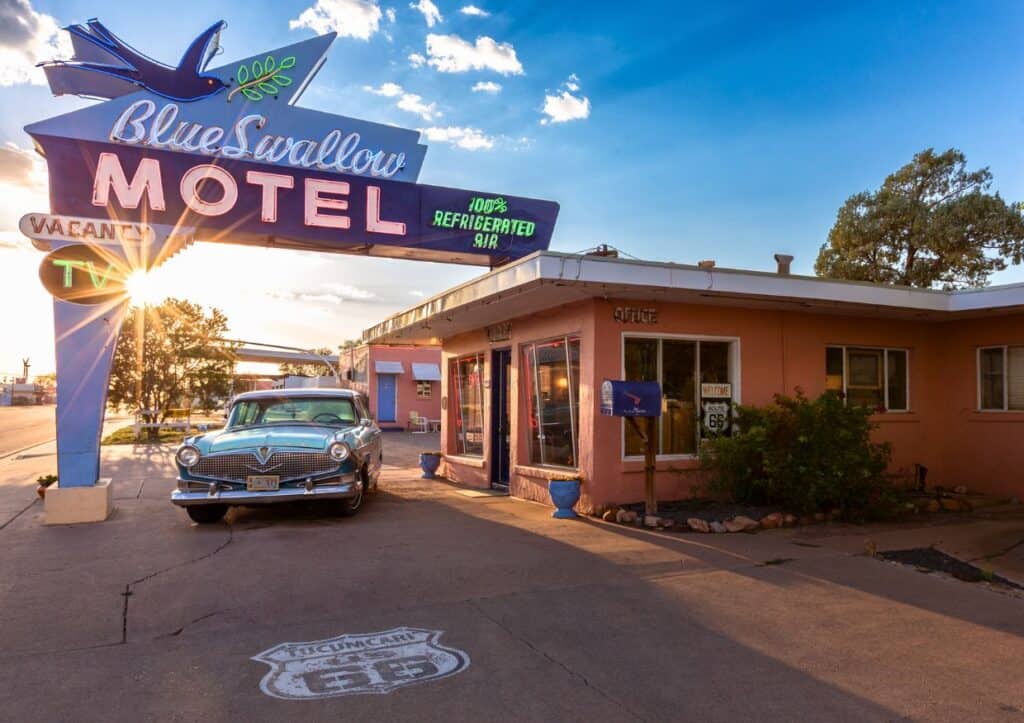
[253,627,470,700]
[702,401,731,435]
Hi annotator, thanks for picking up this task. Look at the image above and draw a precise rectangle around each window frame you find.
[977,345,1023,412]
[416,380,432,399]
[449,352,485,457]
[620,333,741,462]
[520,334,582,470]
[826,345,911,413]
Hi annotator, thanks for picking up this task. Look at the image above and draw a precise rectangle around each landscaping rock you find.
[724,516,759,533]
[687,518,710,533]
[616,509,638,524]
[760,512,783,529]
[659,519,676,529]
[783,513,798,527]
[953,485,968,495]
[940,498,963,512]
[601,508,618,522]
[644,515,661,528]
[926,499,941,513]
[710,521,727,534]
[813,512,826,522]
[799,515,815,525]
[829,508,842,520]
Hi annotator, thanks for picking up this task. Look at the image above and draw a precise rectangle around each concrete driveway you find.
[1,434,1023,721]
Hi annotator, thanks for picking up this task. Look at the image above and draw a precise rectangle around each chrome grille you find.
[190,451,337,483]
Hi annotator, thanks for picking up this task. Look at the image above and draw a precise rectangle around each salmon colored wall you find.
[365,345,442,430]
[934,314,1024,498]
[440,300,598,508]
[440,298,1024,513]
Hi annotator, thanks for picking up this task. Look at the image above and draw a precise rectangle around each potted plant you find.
[548,474,582,519]
[36,474,58,499]
[419,450,443,479]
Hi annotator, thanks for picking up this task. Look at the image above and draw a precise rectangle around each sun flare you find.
[125,269,159,307]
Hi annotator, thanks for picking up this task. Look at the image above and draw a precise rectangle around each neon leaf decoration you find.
[228,55,297,102]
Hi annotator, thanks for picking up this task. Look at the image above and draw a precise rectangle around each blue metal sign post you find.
[600,380,662,517]
[24,19,559,523]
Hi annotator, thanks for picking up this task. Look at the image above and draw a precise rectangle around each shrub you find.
[700,390,896,520]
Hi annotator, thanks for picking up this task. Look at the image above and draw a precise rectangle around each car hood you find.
[195,424,352,454]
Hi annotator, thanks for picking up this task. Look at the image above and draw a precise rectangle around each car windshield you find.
[227,396,358,429]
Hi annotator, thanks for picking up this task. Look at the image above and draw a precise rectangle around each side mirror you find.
[360,418,373,427]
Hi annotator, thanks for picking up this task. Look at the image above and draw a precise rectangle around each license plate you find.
[247,475,279,491]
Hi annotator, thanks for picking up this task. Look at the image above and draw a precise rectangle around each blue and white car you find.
[171,389,382,523]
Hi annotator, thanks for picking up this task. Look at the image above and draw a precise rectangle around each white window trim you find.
[827,345,911,413]
[416,380,433,399]
[521,334,582,470]
[977,345,1022,412]
[620,333,742,462]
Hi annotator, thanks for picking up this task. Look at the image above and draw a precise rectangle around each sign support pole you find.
[627,416,658,516]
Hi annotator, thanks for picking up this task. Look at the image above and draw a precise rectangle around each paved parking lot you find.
[2,433,1024,721]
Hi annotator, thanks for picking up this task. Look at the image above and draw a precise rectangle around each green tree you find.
[108,298,237,440]
[815,148,1024,288]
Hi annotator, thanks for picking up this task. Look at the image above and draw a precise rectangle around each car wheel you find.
[186,505,227,524]
[340,477,365,517]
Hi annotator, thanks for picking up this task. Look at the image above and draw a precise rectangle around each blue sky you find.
[1,0,1023,374]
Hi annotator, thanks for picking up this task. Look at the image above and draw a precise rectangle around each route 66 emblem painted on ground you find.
[252,627,470,699]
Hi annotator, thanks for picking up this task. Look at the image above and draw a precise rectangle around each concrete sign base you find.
[44,478,113,524]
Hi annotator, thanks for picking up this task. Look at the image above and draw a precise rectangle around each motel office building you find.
[364,252,1024,513]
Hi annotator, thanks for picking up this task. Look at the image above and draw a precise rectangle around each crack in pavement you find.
[0,497,38,532]
[467,599,647,722]
[121,524,234,643]
[967,535,1024,565]
[156,609,227,639]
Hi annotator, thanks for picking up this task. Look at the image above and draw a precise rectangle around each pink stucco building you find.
[337,344,442,431]
[363,251,1024,512]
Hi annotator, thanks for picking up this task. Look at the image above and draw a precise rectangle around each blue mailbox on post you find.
[600,380,662,417]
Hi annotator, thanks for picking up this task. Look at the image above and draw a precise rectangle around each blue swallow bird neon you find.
[40,19,227,102]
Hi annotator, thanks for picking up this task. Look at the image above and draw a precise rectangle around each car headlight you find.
[328,441,351,462]
[176,445,201,468]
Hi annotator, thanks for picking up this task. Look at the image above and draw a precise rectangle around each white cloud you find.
[385,7,396,22]
[0,0,69,86]
[459,4,490,16]
[290,0,383,40]
[408,52,426,68]
[364,82,440,121]
[0,142,47,233]
[409,0,442,27]
[270,281,377,306]
[409,289,426,297]
[421,126,495,151]
[471,80,501,94]
[424,33,523,75]
[541,75,591,124]
[396,92,440,121]
[363,81,403,97]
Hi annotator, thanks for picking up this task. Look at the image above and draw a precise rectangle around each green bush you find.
[700,390,897,520]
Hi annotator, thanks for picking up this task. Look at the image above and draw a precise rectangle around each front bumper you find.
[171,474,359,507]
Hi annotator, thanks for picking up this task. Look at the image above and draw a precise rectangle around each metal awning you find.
[412,363,442,381]
[374,361,405,374]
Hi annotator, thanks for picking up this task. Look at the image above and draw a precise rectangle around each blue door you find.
[377,374,397,423]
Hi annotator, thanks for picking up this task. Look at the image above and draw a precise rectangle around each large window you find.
[521,336,581,468]
[450,354,484,456]
[979,346,1024,411]
[826,346,908,412]
[623,336,735,457]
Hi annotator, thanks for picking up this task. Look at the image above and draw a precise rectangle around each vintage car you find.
[171,389,382,523]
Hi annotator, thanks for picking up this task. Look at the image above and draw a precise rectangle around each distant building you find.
[337,344,442,431]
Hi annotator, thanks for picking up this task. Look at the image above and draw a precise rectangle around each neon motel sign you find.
[22,18,561,494]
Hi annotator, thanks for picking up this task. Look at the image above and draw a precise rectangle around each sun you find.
[125,269,160,307]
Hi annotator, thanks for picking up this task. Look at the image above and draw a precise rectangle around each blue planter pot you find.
[548,479,581,519]
[419,453,442,479]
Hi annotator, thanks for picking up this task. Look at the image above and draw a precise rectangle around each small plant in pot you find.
[419,451,443,479]
[36,474,58,499]
[548,474,583,519]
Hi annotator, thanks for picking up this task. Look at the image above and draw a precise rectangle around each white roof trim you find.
[363,251,1024,343]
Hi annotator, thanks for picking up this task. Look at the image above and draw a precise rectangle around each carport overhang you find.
[362,251,1024,344]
